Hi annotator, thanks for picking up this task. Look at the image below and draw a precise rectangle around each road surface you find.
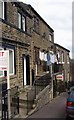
[28,92,68,118]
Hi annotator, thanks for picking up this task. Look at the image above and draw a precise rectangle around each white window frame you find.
[57,51,61,64]
[67,54,69,64]
[18,13,26,32]
[18,13,21,29]
[22,15,26,31]
[7,48,15,76]
[0,1,4,19]
[2,1,4,19]
[0,47,4,77]
[62,52,64,64]
[49,34,52,41]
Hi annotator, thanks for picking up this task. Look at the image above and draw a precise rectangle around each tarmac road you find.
[28,92,68,118]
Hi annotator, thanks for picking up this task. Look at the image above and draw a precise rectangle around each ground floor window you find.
[9,49,14,75]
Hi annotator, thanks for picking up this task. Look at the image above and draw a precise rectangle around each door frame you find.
[22,54,30,86]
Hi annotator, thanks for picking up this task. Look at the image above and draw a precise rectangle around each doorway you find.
[23,55,30,86]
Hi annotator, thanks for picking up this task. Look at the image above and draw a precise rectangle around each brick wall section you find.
[7,3,18,27]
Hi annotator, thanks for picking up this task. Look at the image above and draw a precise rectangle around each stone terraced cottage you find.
[0,1,54,89]
[0,1,70,119]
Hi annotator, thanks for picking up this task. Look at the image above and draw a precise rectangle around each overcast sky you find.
[19,0,73,58]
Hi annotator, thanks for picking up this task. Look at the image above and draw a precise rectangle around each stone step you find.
[19,99,34,109]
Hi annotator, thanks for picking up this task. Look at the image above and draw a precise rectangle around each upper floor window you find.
[48,34,52,41]
[9,49,14,75]
[18,13,21,29]
[67,53,69,64]
[56,50,60,63]
[18,12,26,32]
[0,47,4,77]
[62,51,64,63]
[0,1,7,20]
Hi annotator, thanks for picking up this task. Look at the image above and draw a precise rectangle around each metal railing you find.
[26,73,51,114]
[33,73,51,97]
[1,89,8,120]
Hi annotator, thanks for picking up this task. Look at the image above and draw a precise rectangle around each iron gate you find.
[2,89,8,120]
[1,86,19,119]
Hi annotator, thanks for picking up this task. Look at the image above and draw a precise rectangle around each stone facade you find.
[0,1,70,89]
[54,43,70,83]
[0,1,71,119]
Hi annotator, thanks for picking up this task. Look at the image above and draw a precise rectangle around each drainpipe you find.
[36,64,37,76]
[50,64,53,100]
[7,50,11,118]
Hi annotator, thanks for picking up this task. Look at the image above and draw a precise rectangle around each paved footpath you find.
[28,92,68,118]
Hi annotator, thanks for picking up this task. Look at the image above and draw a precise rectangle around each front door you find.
[23,55,30,86]
[24,56,26,85]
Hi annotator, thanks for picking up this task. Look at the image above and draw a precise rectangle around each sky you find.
[19,0,73,58]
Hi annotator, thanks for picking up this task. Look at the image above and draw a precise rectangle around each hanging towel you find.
[44,53,47,61]
[50,54,55,63]
[47,52,50,65]
[39,51,44,61]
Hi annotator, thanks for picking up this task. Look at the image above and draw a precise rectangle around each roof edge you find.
[54,43,70,52]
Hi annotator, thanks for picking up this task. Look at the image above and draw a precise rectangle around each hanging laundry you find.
[47,52,50,65]
[44,53,47,61]
[54,54,58,63]
[50,53,55,63]
[57,52,60,58]
[56,52,60,63]
[39,51,42,60]
[41,52,44,60]
[39,51,44,61]
[50,50,54,54]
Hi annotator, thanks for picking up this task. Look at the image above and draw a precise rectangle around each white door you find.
[24,57,26,85]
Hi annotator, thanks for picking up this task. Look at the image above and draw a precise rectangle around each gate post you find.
[50,64,53,99]
[8,89,11,118]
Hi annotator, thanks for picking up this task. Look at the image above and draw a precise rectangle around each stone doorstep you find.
[19,86,33,99]
[14,105,36,118]
[23,105,37,118]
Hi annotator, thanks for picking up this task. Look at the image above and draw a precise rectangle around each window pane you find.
[0,48,4,77]
[67,54,69,63]
[62,52,64,62]
[22,16,25,31]
[0,2,4,19]
[18,13,21,29]
[0,71,3,77]
[49,34,52,41]
[9,50,14,74]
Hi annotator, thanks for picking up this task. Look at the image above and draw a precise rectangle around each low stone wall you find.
[34,85,53,111]
[14,85,53,118]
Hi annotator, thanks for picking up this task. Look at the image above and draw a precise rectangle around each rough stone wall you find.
[0,2,70,89]
[29,9,54,75]
[34,85,52,111]
[7,2,18,27]
[55,45,70,82]
[1,2,32,89]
